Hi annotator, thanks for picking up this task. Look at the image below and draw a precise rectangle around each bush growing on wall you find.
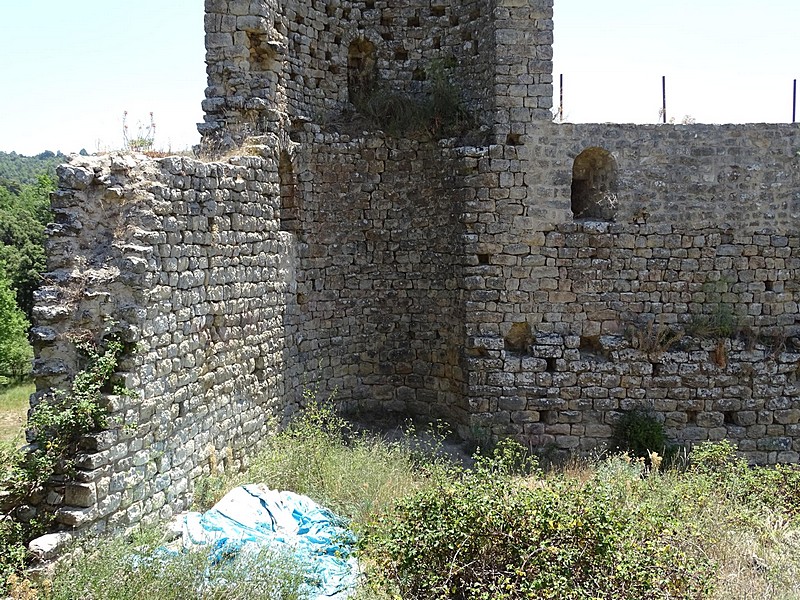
[0,334,125,592]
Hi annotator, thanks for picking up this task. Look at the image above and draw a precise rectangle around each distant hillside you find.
[0,151,70,186]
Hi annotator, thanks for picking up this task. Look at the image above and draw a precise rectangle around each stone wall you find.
[30,0,800,536]
[289,131,466,422]
[201,0,554,149]
[461,122,800,460]
[33,129,470,531]
[34,153,296,531]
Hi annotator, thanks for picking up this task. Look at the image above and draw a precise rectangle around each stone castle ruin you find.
[34,0,800,532]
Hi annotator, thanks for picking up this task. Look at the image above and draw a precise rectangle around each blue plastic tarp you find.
[176,484,359,599]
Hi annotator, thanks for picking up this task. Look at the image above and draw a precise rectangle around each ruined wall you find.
[33,130,469,531]
[201,0,510,148]
[30,0,800,538]
[34,153,297,530]
[462,122,800,460]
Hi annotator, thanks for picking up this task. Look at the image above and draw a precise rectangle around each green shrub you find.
[690,440,800,519]
[0,334,126,594]
[363,441,714,599]
[609,409,672,462]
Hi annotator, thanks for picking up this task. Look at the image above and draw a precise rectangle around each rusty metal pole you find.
[662,76,667,124]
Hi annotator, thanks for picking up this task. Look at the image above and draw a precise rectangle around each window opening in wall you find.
[279,151,300,236]
[571,147,618,221]
[348,39,377,105]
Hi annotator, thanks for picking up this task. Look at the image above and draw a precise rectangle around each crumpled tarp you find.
[176,484,359,599]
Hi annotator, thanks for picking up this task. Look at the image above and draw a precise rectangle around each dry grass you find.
[0,382,32,445]
[528,456,800,600]
[708,508,800,600]
[18,406,800,599]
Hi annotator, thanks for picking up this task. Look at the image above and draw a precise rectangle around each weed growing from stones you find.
[0,334,127,593]
[355,61,473,139]
[609,408,676,464]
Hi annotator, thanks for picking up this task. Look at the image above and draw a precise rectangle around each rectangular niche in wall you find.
[348,39,377,105]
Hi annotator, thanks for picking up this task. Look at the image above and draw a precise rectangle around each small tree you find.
[0,274,32,383]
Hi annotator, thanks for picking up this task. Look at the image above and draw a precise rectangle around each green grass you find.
[10,406,800,599]
[0,381,33,445]
[34,528,308,600]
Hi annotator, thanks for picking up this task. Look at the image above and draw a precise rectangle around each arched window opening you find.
[348,39,377,106]
[279,152,300,235]
[571,147,618,221]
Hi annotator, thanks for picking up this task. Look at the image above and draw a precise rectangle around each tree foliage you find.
[0,151,64,186]
[0,175,53,322]
[0,274,32,383]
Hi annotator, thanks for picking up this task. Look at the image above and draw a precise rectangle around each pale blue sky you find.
[0,1,205,156]
[553,0,799,124]
[0,1,797,156]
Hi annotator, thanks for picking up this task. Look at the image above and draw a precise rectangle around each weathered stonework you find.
[32,0,800,533]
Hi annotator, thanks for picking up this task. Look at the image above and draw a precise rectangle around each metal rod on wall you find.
[559,73,564,122]
[662,76,667,124]
[793,79,797,123]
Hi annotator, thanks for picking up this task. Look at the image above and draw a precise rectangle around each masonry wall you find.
[34,153,296,531]
[33,129,470,531]
[286,131,466,422]
[462,122,800,461]
[201,0,505,148]
[30,0,800,538]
